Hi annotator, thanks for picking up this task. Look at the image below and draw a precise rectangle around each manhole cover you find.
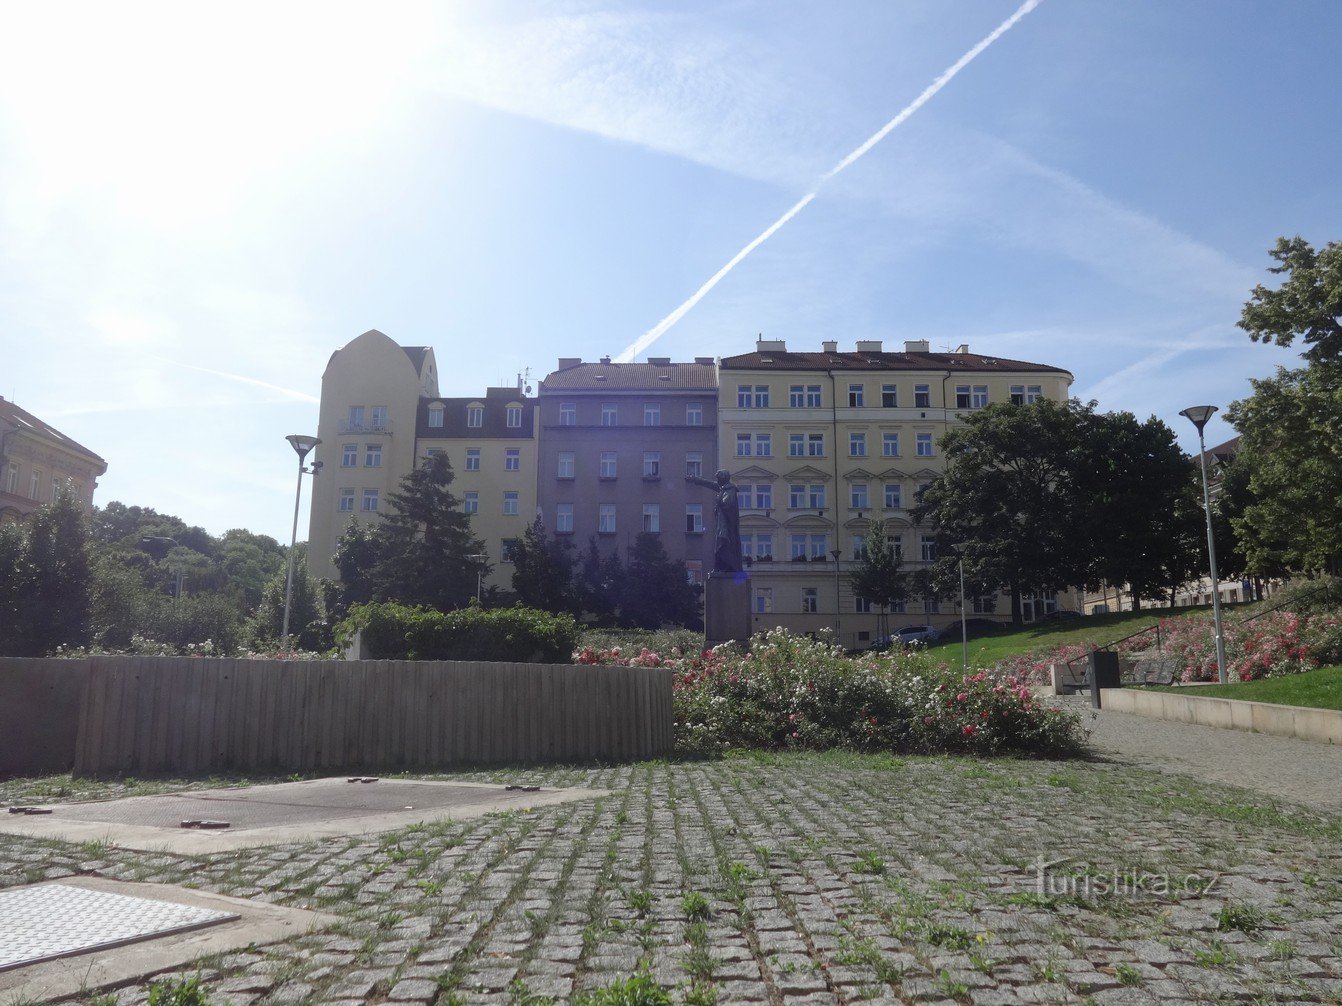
[0,883,238,971]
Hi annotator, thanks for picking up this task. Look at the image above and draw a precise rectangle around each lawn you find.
[1150,664,1342,710]
[922,602,1226,667]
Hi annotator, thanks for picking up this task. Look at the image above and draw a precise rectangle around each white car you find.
[872,625,941,649]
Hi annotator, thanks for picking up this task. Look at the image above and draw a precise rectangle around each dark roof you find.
[0,397,107,467]
[540,361,717,391]
[402,346,431,371]
[416,394,536,439]
[1205,436,1240,464]
[719,350,1070,376]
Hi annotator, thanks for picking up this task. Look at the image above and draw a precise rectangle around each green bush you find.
[337,601,581,663]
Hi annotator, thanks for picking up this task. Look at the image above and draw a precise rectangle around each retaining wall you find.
[1100,687,1342,745]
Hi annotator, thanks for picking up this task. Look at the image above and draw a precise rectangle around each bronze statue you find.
[687,469,743,573]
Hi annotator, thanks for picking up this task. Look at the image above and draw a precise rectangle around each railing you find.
[338,420,395,435]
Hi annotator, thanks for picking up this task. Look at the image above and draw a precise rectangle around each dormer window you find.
[506,405,522,428]
[428,404,444,428]
[466,404,484,428]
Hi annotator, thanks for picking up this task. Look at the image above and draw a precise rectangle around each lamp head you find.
[1178,405,1217,433]
[286,434,321,460]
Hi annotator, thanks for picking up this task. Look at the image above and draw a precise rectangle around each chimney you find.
[855,340,883,353]
[821,340,838,353]
[648,356,671,366]
[599,355,612,364]
[557,357,581,369]
[904,340,930,353]
[694,356,715,366]
[756,338,787,352]
[954,344,970,354]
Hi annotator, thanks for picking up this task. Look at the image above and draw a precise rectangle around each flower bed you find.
[577,629,1084,757]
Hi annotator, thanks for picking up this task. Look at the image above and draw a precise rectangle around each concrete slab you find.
[0,777,610,853]
[0,877,335,1004]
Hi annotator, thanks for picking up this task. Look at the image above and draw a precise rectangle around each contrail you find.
[154,356,320,403]
[615,0,1043,363]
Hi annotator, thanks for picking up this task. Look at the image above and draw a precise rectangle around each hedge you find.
[336,601,581,663]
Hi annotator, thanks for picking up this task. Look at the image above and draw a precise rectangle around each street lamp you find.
[141,535,183,602]
[958,557,968,675]
[1179,405,1228,684]
[831,549,843,644]
[281,434,322,651]
[469,553,489,603]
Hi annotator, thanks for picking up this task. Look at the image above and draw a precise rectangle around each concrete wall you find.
[1101,687,1342,745]
[0,658,91,775]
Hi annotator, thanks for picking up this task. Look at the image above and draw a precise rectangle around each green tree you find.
[510,517,579,614]
[577,538,622,626]
[847,518,909,638]
[1239,236,1342,366]
[13,491,94,654]
[620,532,702,629]
[252,552,328,650]
[332,517,381,611]
[361,453,488,611]
[0,522,26,654]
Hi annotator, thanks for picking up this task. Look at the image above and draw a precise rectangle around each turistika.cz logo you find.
[1033,855,1220,898]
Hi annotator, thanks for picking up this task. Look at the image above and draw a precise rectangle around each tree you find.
[915,399,1092,623]
[252,552,327,650]
[5,491,94,654]
[620,533,702,630]
[0,522,26,654]
[346,453,488,611]
[847,518,909,638]
[332,518,381,610]
[577,538,622,626]
[511,517,579,614]
[1239,236,1342,366]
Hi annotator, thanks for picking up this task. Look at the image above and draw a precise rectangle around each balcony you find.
[338,419,394,435]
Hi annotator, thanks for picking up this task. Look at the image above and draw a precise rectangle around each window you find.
[686,402,703,425]
[887,534,903,558]
[852,534,866,560]
[807,433,825,456]
[685,452,703,478]
[848,384,864,407]
[557,452,575,479]
[882,433,899,457]
[849,432,866,457]
[425,449,444,464]
[362,444,381,468]
[362,489,379,512]
[598,504,616,534]
[557,503,574,533]
[30,470,41,499]
[808,485,825,509]
[851,484,869,509]
[644,404,660,426]
[737,384,753,408]
[642,503,660,532]
[428,405,444,428]
[502,539,520,562]
[789,434,805,457]
[790,533,808,559]
[560,403,576,426]
[914,384,930,408]
[920,536,937,562]
[741,533,773,559]
[736,434,752,457]
[806,385,822,407]
[754,484,772,509]
[3,465,16,494]
[348,405,365,428]
[642,452,661,478]
[754,385,769,408]
[339,489,355,512]
[956,385,971,409]
[602,404,617,426]
[892,598,907,614]
[882,384,897,408]
[600,452,617,478]
[789,385,805,408]
[685,504,704,533]
[506,405,522,428]
[855,595,873,613]
[789,484,805,509]
[923,597,940,615]
[916,433,934,457]
[371,406,387,428]
[956,385,988,409]
[465,449,481,471]
[753,433,771,456]
[685,561,703,586]
[463,491,478,514]
[755,587,773,614]
[810,533,828,558]
[1011,384,1043,405]
[503,491,519,515]
[466,405,483,428]
[972,595,997,614]
[737,485,751,510]
[341,443,357,467]
[915,481,932,503]
[802,587,819,613]
[505,449,520,472]
[884,484,902,509]
[972,385,989,408]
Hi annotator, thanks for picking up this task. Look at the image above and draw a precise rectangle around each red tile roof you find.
[0,397,106,466]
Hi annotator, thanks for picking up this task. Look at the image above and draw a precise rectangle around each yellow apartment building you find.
[718,338,1073,648]
[0,396,107,524]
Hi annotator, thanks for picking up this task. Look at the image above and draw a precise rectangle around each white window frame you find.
[644,404,660,426]
[465,449,481,471]
[851,484,868,509]
[802,587,819,613]
[685,504,704,533]
[505,449,520,472]
[685,452,703,478]
[602,403,617,426]
[916,433,934,457]
[642,452,661,478]
[598,503,616,534]
[362,489,379,512]
[560,403,577,426]
[463,491,478,514]
[849,432,866,457]
[556,503,574,533]
[686,402,703,425]
[642,503,660,532]
[503,491,519,515]
[341,443,357,467]
[428,405,444,428]
[506,405,522,428]
[466,405,483,428]
[882,384,897,408]
[599,452,617,478]
[339,489,355,512]
[364,444,382,468]
[557,452,575,479]
[884,484,902,509]
[848,384,864,407]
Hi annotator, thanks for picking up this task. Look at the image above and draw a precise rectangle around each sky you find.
[1,0,1337,544]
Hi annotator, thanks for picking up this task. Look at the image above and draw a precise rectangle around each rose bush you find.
[579,629,1085,757]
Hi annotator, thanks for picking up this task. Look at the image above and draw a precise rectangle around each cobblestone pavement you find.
[2,753,1341,1005]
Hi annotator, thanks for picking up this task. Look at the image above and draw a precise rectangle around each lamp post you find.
[958,557,968,675]
[831,549,843,644]
[469,553,489,603]
[281,434,322,651]
[1178,406,1228,684]
[141,536,183,602]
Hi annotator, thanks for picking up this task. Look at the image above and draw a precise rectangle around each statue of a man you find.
[686,469,743,573]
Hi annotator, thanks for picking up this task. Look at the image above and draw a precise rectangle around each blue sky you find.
[1,1,1336,543]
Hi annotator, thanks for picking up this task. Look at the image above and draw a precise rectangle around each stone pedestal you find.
[704,571,752,646]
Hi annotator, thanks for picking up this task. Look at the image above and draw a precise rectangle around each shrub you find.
[337,601,580,663]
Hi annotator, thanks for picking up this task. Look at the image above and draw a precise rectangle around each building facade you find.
[0,396,107,524]
[536,357,718,583]
[718,339,1073,649]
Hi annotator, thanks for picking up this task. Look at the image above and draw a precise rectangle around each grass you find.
[1150,665,1342,710]
[920,603,1228,667]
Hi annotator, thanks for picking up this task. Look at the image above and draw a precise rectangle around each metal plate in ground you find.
[0,882,238,971]
[0,778,609,852]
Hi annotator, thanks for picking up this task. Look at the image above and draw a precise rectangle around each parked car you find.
[869,624,943,650]
[1044,609,1082,621]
